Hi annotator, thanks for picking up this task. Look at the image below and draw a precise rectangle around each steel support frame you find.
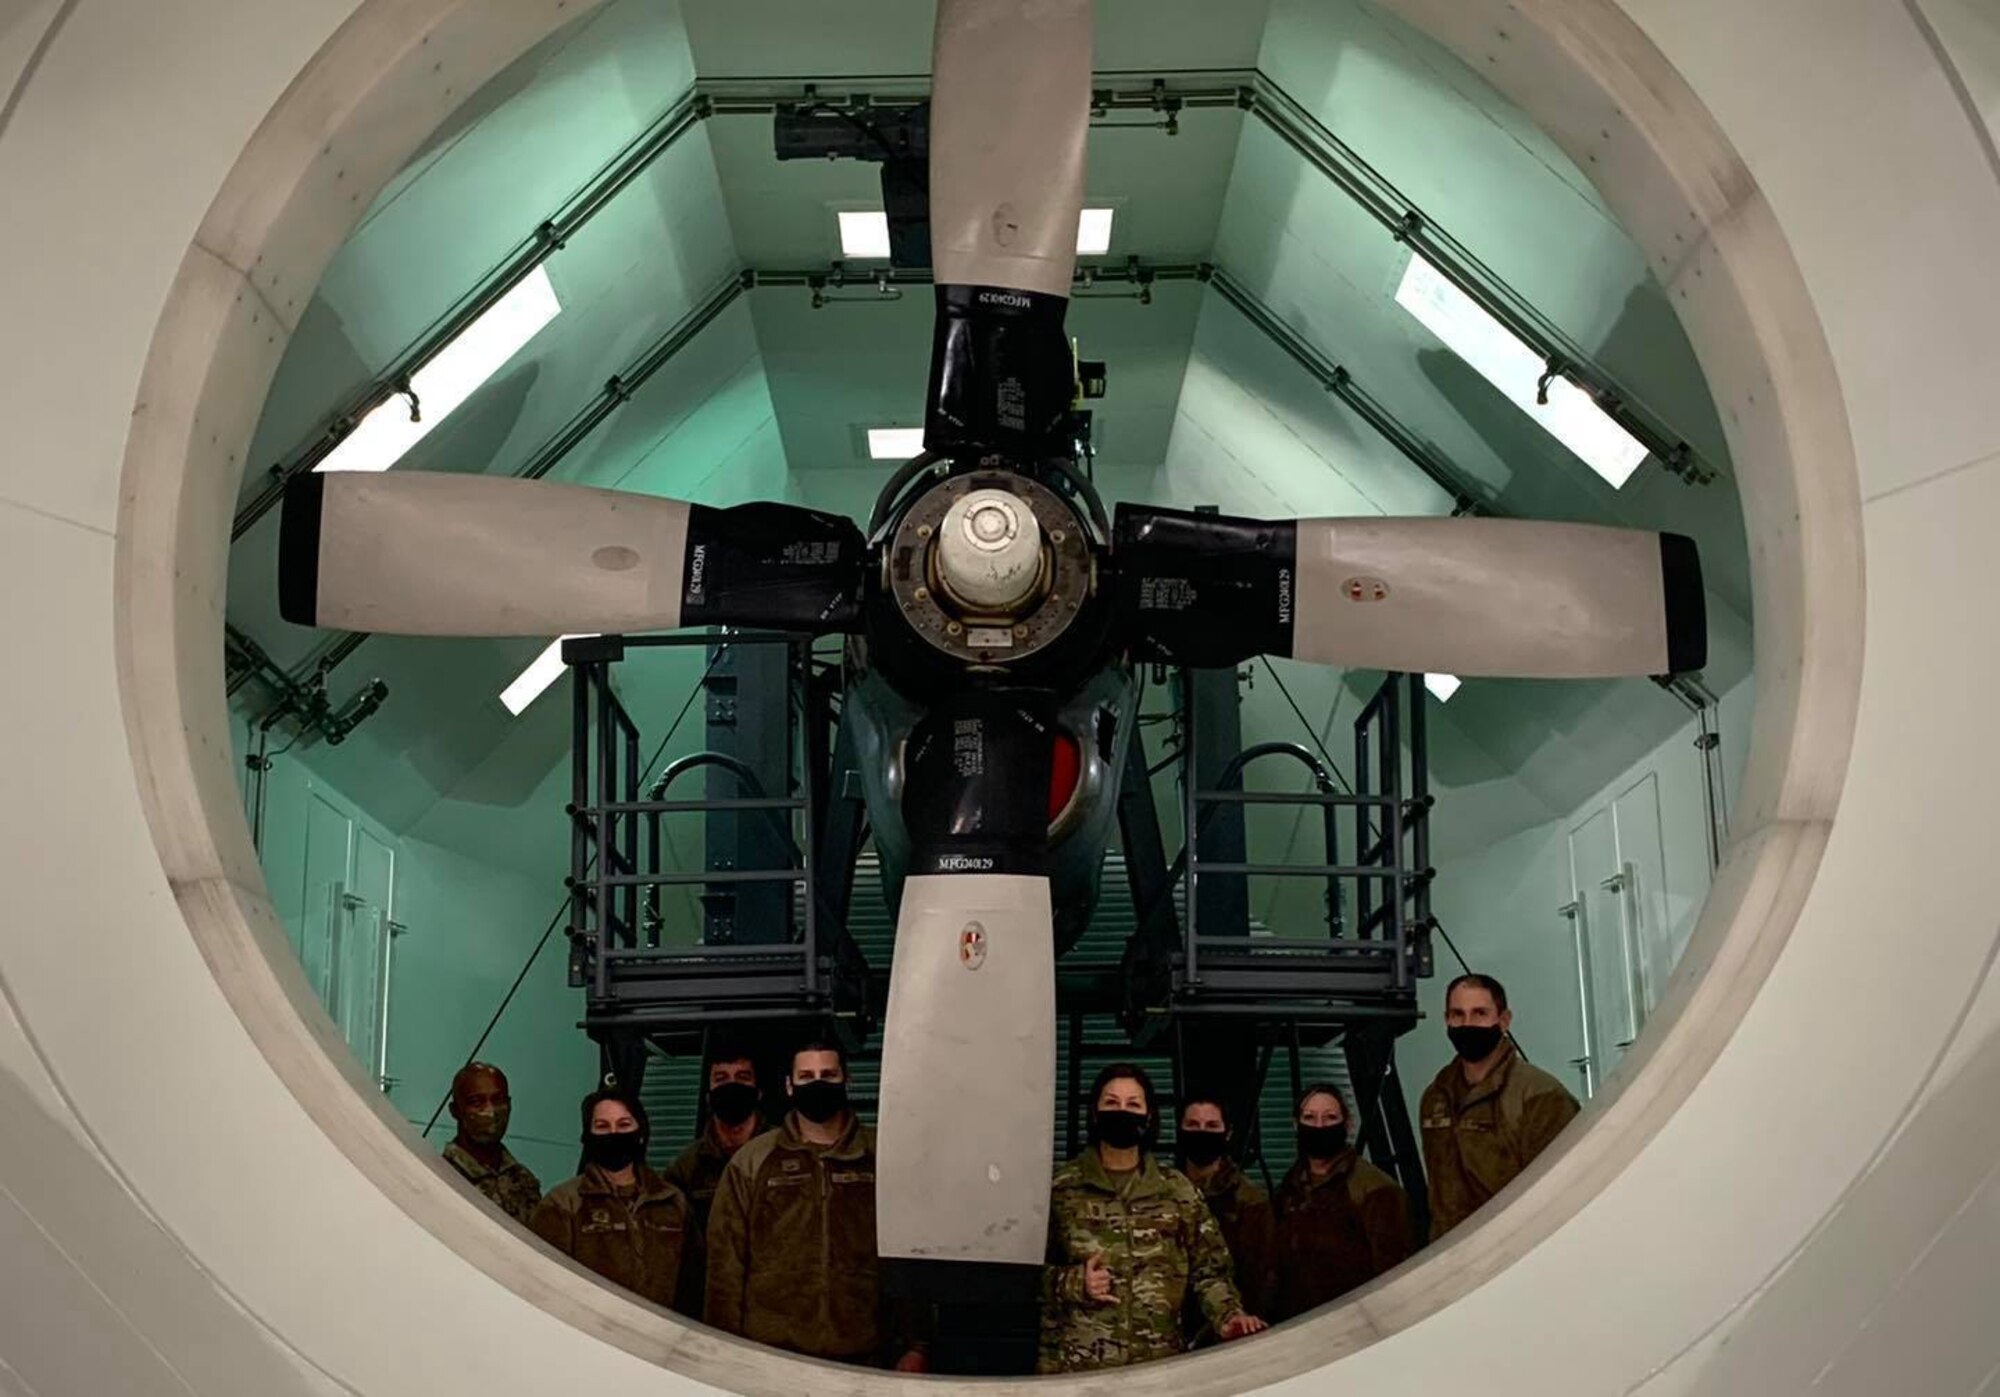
[567,632,865,1045]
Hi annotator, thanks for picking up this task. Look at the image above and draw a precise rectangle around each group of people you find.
[439,973,1579,1372]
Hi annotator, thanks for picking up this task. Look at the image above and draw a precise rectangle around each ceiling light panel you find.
[836,208,1116,259]
[839,210,893,259]
[868,427,927,460]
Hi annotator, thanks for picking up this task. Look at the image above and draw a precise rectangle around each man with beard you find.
[529,1087,704,1316]
[663,1043,765,1230]
[440,1061,541,1224]
[1272,1083,1411,1319]
[704,1039,925,1369]
[1420,973,1581,1238]
[1175,1093,1277,1334]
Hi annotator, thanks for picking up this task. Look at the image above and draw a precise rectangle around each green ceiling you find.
[224,0,1754,879]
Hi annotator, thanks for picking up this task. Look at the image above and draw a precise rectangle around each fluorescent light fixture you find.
[837,207,1117,259]
[1424,673,1463,703]
[1076,206,1115,256]
[868,426,927,460]
[839,210,893,259]
[317,265,562,474]
[1394,255,1649,488]
[501,633,594,716]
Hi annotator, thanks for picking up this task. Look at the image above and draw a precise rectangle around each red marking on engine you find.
[1049,732,1081,822]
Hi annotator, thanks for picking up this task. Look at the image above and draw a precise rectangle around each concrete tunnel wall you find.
[0,0,1995,1393]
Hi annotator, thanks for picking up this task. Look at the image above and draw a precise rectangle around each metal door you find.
[299,789,353,1007]
[1564,774,1675,1097]
[1565,808,1627,1096]
[1611,773,1672,1030]
[298,784,399,1089]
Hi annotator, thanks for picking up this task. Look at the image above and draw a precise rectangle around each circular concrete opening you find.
[112,0,1861,1391]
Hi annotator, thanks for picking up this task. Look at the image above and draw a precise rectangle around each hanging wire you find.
[1262,661,1355,792]
[420,645,724,1139]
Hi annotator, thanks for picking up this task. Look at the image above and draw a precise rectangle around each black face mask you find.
[1094,1109,1149,1150]
[1180,1131,1229,1166]
[792,1079,848,1124]
[583,1130,645,1172]
[709,1081,760,1128]
[1448,1025,1506,1062]
[1297,1123,1348,1160]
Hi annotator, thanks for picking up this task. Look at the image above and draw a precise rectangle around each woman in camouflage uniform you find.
[1040,1063,1269,1373]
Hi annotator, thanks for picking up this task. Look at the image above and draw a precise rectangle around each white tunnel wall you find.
[0,6,1998,1397]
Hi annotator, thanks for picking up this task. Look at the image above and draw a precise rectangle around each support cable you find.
[420,645,723,1138]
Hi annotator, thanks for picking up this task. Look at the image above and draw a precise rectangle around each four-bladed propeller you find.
[273,0,1708,1309]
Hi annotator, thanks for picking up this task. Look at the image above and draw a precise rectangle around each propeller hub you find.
[938,488,1042,611]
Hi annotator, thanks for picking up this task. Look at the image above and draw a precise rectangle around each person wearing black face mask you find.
[1175,1096,1278,1343]
[1271,1084,1411,1320]
[1419,974,1580,1239]
[663,1047,766,1231]
[1039,1064,1267,1373]
[441,1061,542,1224]
[706,1040,927,1370]
[529,1087,704,1317]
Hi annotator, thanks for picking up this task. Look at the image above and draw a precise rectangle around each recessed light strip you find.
[1395,254,1648,488]
[317,265,563,475]
[500,632,595,715]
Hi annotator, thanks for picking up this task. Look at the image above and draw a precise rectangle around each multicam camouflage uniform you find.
[442,1140,542,1225]
[1039,1149,1243,1373]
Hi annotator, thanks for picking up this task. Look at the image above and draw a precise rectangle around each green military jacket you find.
[1272,1149,1412,1319]
[1185,1158,1278,1338]
[662,1125,761,1232]
[1420,1044,1581,1238]
[529,1164,703,1315]
[442,1140,542,1225]
[704,1113,888,1364]
[1040,1149,1243,1374]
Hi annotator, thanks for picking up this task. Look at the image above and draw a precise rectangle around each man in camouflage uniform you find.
[662,1044,764,1231]
[1175,1094,1278,1337]
[1421,974,1581,1237]
[440,1062,541,1225]
[704,1041,924,1368]
[1040,1063,1265,1373]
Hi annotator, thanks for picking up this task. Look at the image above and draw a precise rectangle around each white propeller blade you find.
[280,471,863,636]
[929,0,1092,297]
[876,872,1057,1269]
[1117,505,1707,677]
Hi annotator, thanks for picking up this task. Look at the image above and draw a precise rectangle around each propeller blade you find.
[923,0,1092,459]
[876,871,1057,1271]
[1115,504,1707,677]
[877,692,1058,1291]
[278,471,865,636]
[929,0,1090,296]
